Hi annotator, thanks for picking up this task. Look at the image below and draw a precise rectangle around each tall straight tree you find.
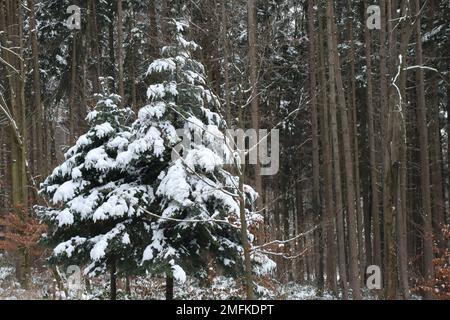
[27,0,44,181]
[317,15,338,296]
[307,0,324,295]
[378,0,388,273]
[324,2,349,299]
[347,0,366,278]
[221,0,232,127]
[364,0,380,269]
[327,0,361,299]
[117,0,125,103]
[414,0,435,299]
[247,0,263,211]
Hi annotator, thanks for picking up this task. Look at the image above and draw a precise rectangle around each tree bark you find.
[117,0,125,103]
[327,0,361,299]
[307,0,324,295]
[166,274,174,300]
[324,2,349,299]
[110,259,117,300]
[348,0,366,280]
[364,0,379,270]
[222,0,232,127]
[69,35,77,143]
[247,0,263,212]
[414,0,434,299]
[317,14,338,297]
[237,83,254,299]
[148,0,159,58]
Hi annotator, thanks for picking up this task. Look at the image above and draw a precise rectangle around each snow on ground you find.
[0,255,376,300]
[0,266,364,300]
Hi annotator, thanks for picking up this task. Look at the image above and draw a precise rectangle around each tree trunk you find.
[317,15,338,297]
[247,0,263,212]
[148,0,159,58]
[426,0,445,247]
[377,0,388,272]
[317,13,339,297]
[237,83,254,299]
[324,2,348,299]
[364,0,379,270]
[327,0,361,299]
[88,0,100,93]
[110,259,117,300]
[69,35,77,143]
[307,0,324,295]
[222,0,232,126]
[125,276,131,296]
[27,0,43,184]
[383,0,399,300]
[166,274,174,300]
[117,0,124,103]
[414,0,434,299]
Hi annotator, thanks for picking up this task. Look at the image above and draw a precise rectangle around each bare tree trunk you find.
[128,14,137,111]
[383,0,399,300]
[247,0,263,212]
[317,15,338,297]
[221,0,232,126]
[426,0,445,246]
[88,0,101,93]
[347,0,366,280]
[377,0,388,272]
[324,2,349,299]
[28,0,43,185]
[148,0,159,58]
[237,83,254,299]
[117,0,125,103]
[165,274,174,300]
[110,259,117,300]
[282,183,291,281]
[307,0,324,295]
[327,0,361,299]
[364,0,379,271]
[414,0,434,299]
[446,27,450,221]
[69,35,77,144]
[125,276,131,295]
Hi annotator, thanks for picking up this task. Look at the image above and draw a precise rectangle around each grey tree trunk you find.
[117,0,124,103]
[327,0,361,299]
[414,0,435,299]
[325,2,350,299]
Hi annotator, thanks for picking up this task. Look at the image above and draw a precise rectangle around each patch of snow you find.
[94,122,114,138]
[56,209,74,226]
[172,264,187,283]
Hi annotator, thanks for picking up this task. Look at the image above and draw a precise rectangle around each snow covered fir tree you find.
[37,21,274,299]
[37,84,155,298]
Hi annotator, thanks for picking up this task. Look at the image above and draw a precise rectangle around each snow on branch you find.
[255,246,312,260]
[139,206,239,228]
[252,224,319,251]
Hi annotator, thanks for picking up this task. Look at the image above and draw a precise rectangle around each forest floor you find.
[0,264,333,300]
[0,253,381,300]
[0,263,380,300]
